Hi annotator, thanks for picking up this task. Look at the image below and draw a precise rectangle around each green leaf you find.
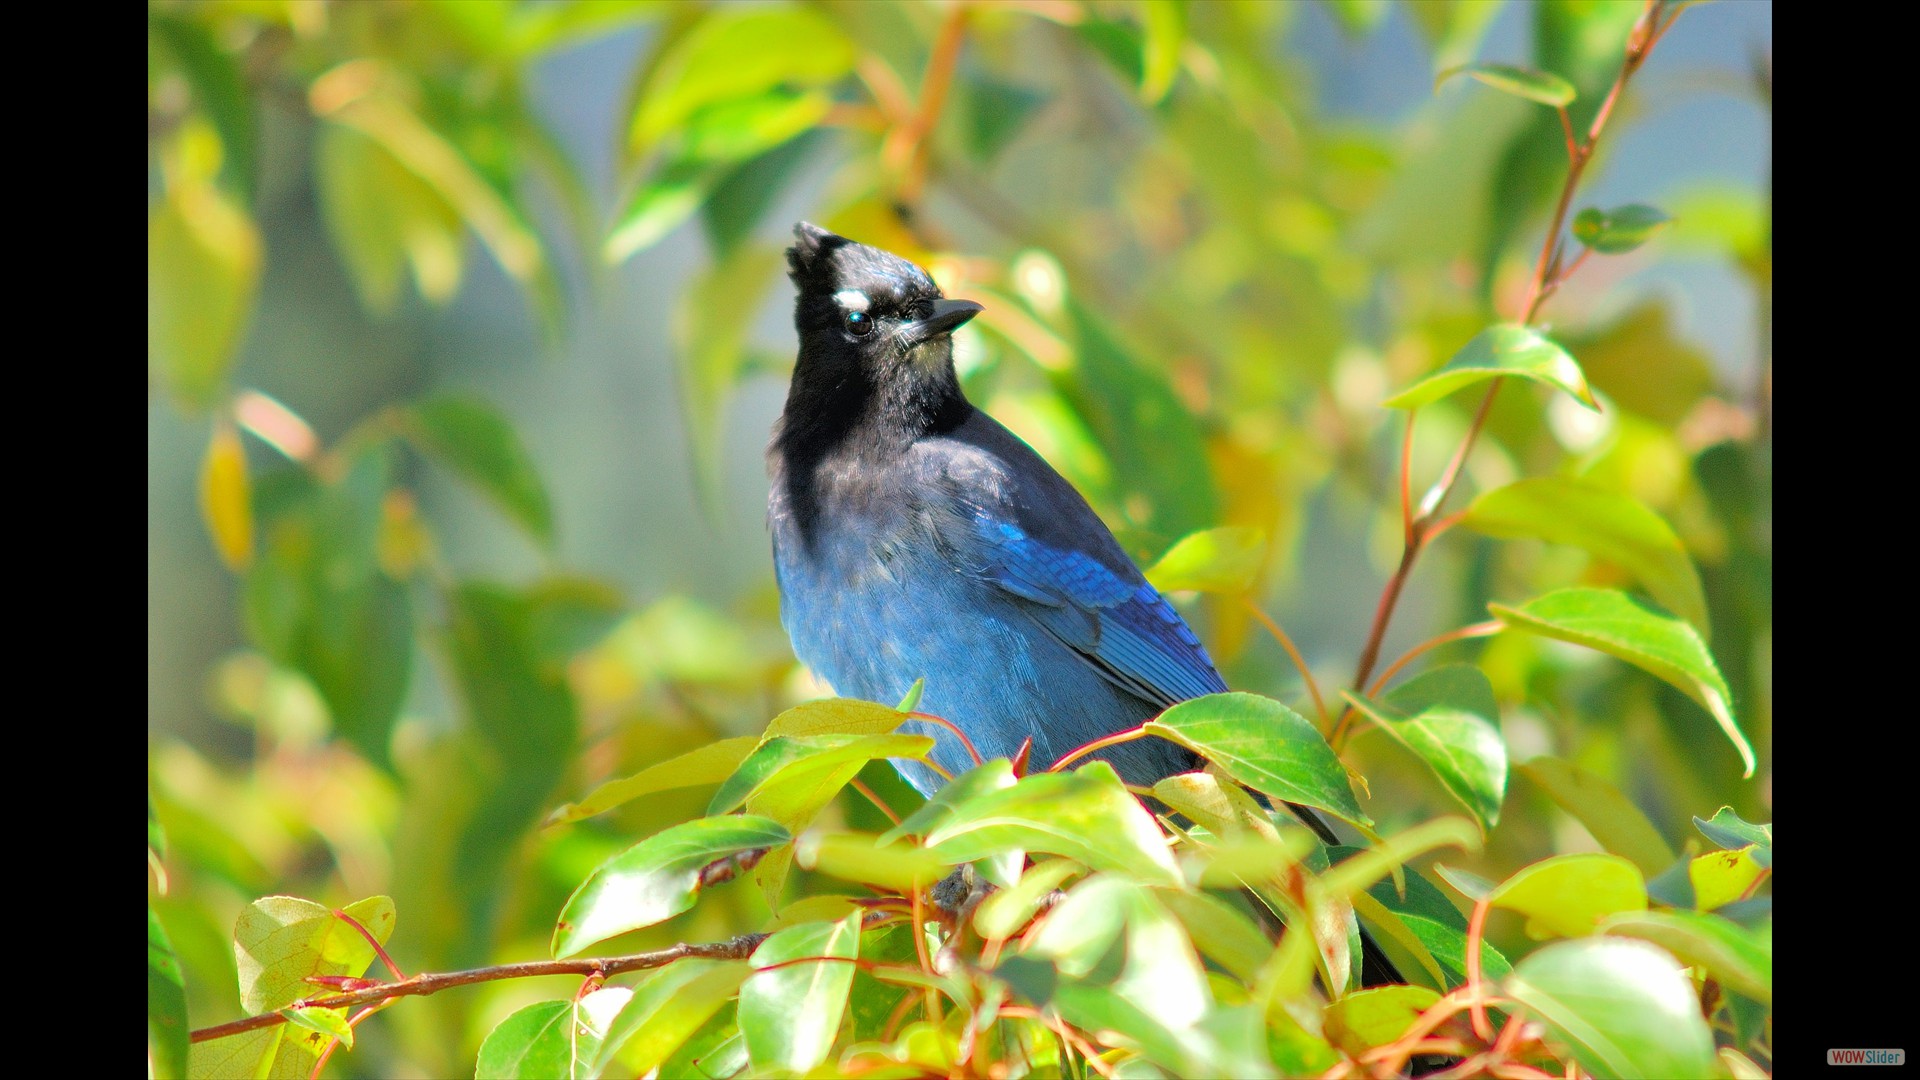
[1152,770,1281,841]
[1385,324,1596,411]
[149,906,189,1080]
[1324,985,1442,1057]
[547,736,760,825]
[401,394,554,548]
[1153,887,1274,984]
[959,76,1048,164]
[1139,0,1185,104]
[795,830,954,892]
[1144,526,1267,593]
[1516,757,1676,878]
[1601,910,1771,1004]
[1436,62,1577,106]
[1357,864,1512,987]
[1503,939,1718,1080]
[148,185,261,410]
[1463,478,1708,633]
[923,765,1181,886]
[595,960,752,1075]
[738,911,863,1073]
[475,988,631,1079]
[668,241,784,512]
[1145,693,1369,829]
[1694,807,1771,855]
[1027,877,1209,1013]
[707,733,934,825]
[764,697,914,741]
[1491,588,1753,776]
[628,7,854,154]
[315,123,465,314]
[318,74,558,329]
[1344,665,1506,835]
[974,858,1086,940]
[199,420,254,571]
[1489,854,1645,940]
[245,449,412,767]
[1573,204,1674,254]
[234,896,395,1014]
[879,758,1017,845]
[702,128,825,257]
[188,1025,329,1079]
[1687,846,1768,911]
[606,157,729,261]
[1432,863,1499,903]
[553,816,789,958]
[1057,302,1221,540]
[149,13,257,201]
[279,1005,353,1047]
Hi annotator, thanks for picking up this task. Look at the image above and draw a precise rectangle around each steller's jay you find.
[767,221,1403,986]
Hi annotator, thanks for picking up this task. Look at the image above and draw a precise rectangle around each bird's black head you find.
[777,222,984,457]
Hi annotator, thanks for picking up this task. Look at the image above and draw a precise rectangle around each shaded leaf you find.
[1694,807,1771,854]
[739,911,862,1073]
[1146,693,1368,829]
[1436,62,1577,106]
[1517,757,1676,877]
[149,906,189,1080]
[1344,665,1506,834]
[402,394,554,548]
[553,816,789,957]
[1504,938,1717,1079]
[1491,588,1753,776]
[1573,204,1673,254]
[245,448,412,766]
[1464,478,1707,632]
[475,988,631,1080]
[1385,324,1596,411]
[149,13,257,200]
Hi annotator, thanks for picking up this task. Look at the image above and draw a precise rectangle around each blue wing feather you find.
[972,510,1227,707]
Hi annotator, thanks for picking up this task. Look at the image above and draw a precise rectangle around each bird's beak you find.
[901,298,984,349]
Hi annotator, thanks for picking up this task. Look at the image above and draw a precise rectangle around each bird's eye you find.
[845,310,874,336]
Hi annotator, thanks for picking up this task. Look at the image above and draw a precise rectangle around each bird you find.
[766,221,1403,986]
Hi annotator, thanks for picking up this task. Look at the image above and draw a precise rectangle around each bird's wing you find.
[967,510,1228,708]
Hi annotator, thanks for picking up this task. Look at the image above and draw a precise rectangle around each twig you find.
[188,933,770,1044]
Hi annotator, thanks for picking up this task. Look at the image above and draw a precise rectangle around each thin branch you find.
[1047,726,1149,772]
[1342,0,1681,721]
[1366,621,1503,698]
[1242,597,1330,731]
[188,933,770,1044]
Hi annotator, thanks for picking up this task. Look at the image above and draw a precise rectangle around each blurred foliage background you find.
[149,0,1770,1075]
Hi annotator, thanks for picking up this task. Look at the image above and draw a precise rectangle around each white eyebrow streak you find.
[833,289,870,312]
